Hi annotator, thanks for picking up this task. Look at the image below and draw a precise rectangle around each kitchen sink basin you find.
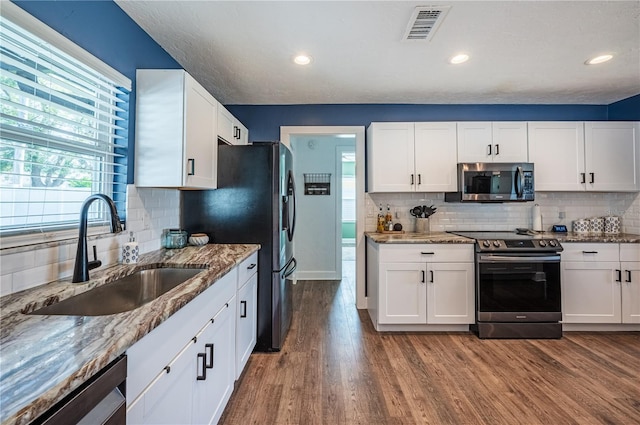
[28,267,204,316]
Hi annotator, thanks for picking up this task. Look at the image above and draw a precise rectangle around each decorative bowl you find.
[188,233,209,246]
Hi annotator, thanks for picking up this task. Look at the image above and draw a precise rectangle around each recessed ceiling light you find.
[585,54,613,65]
[449,54,469,64]
[293,54,312,65]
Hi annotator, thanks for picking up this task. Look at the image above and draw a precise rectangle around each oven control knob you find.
[539,240,547,247]
[482,240,491,248]
[493,240,501,247]
[549,240,558,247]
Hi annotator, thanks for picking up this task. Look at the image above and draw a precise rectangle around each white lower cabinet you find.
[368,240,475,329]
[235,253,258,379]
[126,252,259,425]
[562,243,640,325]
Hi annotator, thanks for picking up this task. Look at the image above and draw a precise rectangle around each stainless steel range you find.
[451,231,563,339]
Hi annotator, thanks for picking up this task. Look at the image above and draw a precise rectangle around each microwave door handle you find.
[515,166,524,198]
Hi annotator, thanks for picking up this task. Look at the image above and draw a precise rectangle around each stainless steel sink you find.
[29,267,204,316]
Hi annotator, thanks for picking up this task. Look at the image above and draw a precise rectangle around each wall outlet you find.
[559,211,566,220]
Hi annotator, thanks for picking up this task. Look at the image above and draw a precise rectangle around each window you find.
[0,4,131,245]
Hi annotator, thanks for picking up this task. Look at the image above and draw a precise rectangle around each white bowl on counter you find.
[188,233,209,246]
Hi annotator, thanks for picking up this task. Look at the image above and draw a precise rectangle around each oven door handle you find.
[478,254,561,263]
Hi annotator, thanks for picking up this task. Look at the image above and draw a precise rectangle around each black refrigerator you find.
[181,142,297,351]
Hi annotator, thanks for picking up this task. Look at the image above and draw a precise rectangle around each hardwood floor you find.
[220,278,640,424]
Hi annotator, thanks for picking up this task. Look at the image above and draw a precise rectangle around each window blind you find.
[0,6,130,240]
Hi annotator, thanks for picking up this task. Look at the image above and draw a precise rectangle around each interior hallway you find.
[219,258,640,424]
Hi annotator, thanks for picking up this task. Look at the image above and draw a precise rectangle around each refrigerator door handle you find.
[283,257,297,279]
[287,170,296,241]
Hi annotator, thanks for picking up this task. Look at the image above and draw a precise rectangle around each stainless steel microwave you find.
[445,162,535,202]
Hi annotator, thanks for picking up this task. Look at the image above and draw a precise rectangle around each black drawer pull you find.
[421,252,435,255]
[430,270,434,283]
[196,353,207,380]
[615,269,622,283]
[625,270,632,283]
[187,158,195,176]
[240,300,247,318]
[421,271,425,283]
[205,343,214,369]
[582,251,598,254]
[580,173,586,184]
[589,172,595,184]
[247,263,257,270]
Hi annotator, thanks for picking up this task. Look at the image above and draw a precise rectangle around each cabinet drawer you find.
[378,244,474,263]
[620,244,640,262]
[560,243,619,262]
[237,252,258,288]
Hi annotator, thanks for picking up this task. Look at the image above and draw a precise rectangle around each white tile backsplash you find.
[0,185,180,296]
[367,192,640,234]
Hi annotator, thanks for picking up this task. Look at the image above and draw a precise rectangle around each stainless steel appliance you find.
[181,142,297,351]
[451,231,563,339]
[445,162,535,202]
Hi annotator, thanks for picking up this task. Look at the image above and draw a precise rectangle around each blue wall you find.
[226,104,610,141]
[608,94,640,120]
[13,0,181,183]
[13,1,638,178]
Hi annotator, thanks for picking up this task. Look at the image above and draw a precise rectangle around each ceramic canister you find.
[572,219,589,233]
[589,217,605,233]
[604,216,621,234]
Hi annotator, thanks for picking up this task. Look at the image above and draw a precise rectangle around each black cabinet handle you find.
[582,251,598,254]
[196,353,207,380]
[187,158,195,176]
[240,300,247,318]
[495,144,499,155]
[164,365,171,374]
[487,144,492,155]
[615,269,622,283]
[247,263,256,270]
[418,174,422,185]
[580,173,586,184]
[589,172,595,184]
[626,270,632,283]
[205,343,214,369]
[430,270,434,283]
[420,252,435,255]
[421,271,425,283]
[411,174,414,185]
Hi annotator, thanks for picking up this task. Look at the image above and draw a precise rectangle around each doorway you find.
[281,126,366,309]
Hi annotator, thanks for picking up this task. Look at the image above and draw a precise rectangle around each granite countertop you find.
[0,243,259,425]
[365,231,475,244]
[366,231,640,244]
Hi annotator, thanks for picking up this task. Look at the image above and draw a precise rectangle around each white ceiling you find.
[115,0,640,105]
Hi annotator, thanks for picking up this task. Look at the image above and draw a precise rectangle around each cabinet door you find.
[367,123,415,192]
[492,122,528,162]
[426,262,475,324]
[236,273,257,379]
[456,122,493,162]
[562,261,621,323]
[217,103,235,144]
[378,262,426,324]
[192,299,236,425]
[183,75,217,189]
[621,261,640,324]
[127,341,196,425]
[585,122,640,192]
[414,122,457,192]
[528,122,585,191]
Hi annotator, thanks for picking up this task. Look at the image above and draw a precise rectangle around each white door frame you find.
[281,126,367,309]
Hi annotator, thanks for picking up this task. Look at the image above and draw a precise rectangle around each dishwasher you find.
[33,354,126,425]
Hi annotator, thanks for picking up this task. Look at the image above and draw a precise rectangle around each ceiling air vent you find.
[403,6,451,41]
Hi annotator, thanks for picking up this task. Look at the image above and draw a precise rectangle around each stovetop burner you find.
[449,230,563,253]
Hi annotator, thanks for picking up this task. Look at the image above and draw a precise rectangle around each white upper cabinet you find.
[135,70,217,189]
[367,122,457,192]
[584,122,640,192]
[414,122,458,192]
[529,121,639,192]
[367,122,415,192]
[457,122,528,163]
[217,102,249,145]
[528,122,586,191]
